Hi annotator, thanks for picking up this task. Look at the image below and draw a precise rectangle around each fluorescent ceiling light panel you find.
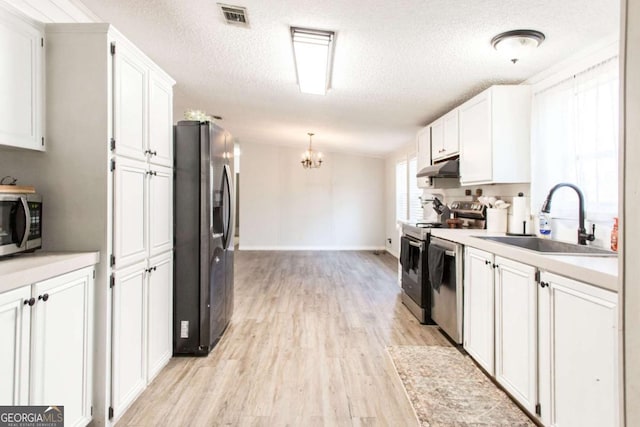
[291,27,335,95]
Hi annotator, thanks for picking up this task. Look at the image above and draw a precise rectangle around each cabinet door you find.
[442,109,459,158]
[463,247,494,374]
[494,257,537,413]
[111,261,147,421]
[146,251,172,382]
[30,267,93,427]
[113,40,147,161]
[114,156,148,268]
[430,119,445,161]
[148,73,173,167]
[538,272,618,427]
[459,90,492,184]
[149,165,173,257]
[416,126,431,169]
[0,286,31,405]
[0,8,44,151]
[416,127,432,188]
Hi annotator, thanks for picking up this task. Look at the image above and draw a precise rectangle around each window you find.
[396,155,423,223]
[531,56,619,220]
[395,159,407,221]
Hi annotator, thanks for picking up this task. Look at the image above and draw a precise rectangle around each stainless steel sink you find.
[476,236,617,257]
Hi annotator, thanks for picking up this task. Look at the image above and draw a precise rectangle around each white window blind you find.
[531,56,619,221]
[408,156,423,222]
[396,159,408,221]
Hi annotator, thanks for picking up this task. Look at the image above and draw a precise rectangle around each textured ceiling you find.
[76,0,619,156]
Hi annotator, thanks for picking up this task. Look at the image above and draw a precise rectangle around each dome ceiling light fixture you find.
[491,29,545,64]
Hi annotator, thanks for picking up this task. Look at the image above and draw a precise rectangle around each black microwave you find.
[0,193,42,257]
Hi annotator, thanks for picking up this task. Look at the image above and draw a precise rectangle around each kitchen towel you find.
[428,244,445,292]
[400,236,411,272]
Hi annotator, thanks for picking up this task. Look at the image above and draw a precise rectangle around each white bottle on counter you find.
[539,212,551,238]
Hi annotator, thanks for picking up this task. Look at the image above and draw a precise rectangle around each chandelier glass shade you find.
[301,132,323,169]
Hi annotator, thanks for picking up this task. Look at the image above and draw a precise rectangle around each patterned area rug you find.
[387,346,535,427]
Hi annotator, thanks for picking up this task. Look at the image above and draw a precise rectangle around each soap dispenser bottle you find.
[539,211,551,238]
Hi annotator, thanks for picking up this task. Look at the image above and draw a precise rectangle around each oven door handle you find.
[408,241,422,248]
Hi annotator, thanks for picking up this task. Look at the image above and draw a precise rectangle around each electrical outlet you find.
[387,238,392,244]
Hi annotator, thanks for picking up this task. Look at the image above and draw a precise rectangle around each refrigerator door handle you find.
[221,164,233,249]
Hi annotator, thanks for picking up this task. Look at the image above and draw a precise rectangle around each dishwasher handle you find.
[431,245,455,257]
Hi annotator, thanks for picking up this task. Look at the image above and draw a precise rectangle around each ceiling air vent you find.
[218,4,249,27]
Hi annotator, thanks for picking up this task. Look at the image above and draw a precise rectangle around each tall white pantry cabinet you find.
[5,23,176,426]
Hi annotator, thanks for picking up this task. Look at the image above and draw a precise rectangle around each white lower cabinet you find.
[0,267,94,427]
[0,286,31,405]
[111,261,147,421]
[146,251,173,382]
[538,272,618,427]
[463,246,619,427]
[494,257,537,414]
[111,251,173,420]
[463,247,495,374]
[30,268,94,427]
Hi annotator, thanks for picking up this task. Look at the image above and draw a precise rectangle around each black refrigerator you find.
[173,120,234,356]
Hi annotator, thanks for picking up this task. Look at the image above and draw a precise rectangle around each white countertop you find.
[0,251,100,294]
[429,229,619,292]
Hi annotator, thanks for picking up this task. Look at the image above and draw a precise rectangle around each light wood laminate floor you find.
[116,251,451,426]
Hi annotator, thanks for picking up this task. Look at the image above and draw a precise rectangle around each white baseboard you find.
[238,245,386,251]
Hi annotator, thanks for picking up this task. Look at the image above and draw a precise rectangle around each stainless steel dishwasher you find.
[428,236,464,344]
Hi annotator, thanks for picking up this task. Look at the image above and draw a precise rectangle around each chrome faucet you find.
[540,183,595,245]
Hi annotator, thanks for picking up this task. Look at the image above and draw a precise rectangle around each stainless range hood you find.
[416,158,459,178]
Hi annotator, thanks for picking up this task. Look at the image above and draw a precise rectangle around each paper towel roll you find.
[510,195,530,234]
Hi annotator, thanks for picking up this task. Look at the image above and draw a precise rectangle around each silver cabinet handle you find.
[408,241,422,248]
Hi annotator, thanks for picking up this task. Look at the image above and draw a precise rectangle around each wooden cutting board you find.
[0,185,36,193]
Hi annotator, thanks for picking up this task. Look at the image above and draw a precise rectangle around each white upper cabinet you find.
[416,126,433,188]
[416,126,430,170]
[459,85,531,185]
[431,109,459,162]
[0,5,44,151]
[113,41,148,162]
[430,118,444,160]
[442,109,459,157]
[113,43,174,167]
[148,72,174,167]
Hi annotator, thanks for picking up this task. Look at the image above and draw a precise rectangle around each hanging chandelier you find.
[301,132,323,169]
